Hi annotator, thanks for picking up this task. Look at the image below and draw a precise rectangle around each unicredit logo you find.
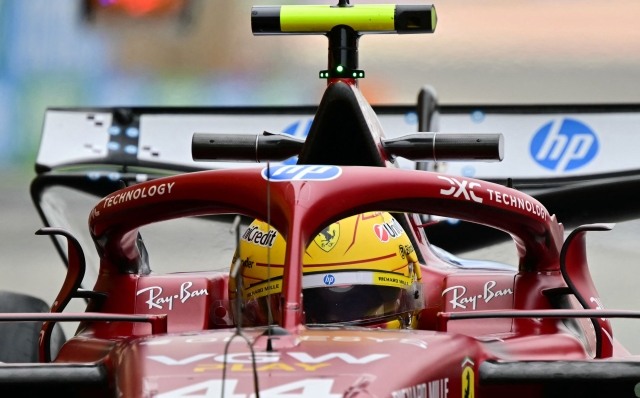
[242,226,277,248]
[530,118,599,172]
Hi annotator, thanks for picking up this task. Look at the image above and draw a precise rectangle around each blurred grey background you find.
[2,0,640,353]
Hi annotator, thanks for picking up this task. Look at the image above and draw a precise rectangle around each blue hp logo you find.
[262,165,342,182]
[530,118,599,171]
[282,119,313,165]
[283,119,313,138]
[323,274,335,285]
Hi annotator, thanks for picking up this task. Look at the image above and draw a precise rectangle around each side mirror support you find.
[560,223,615,358]
[416,85,439,172]
[35,228,86,363]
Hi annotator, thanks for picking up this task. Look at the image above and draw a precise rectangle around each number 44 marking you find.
[155,378,341,398]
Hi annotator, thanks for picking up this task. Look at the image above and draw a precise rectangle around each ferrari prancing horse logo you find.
[314,223,340,252]
[462,366,474,398]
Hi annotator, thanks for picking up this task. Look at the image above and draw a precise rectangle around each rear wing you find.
[37,104,640,188]
[34,103,640,257]
[36,106,322,173]
[439,103,640,188]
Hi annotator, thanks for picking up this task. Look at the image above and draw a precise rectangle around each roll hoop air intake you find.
[192,132,504,163]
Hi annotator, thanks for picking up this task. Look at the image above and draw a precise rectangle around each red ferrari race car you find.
[4,2,640,397]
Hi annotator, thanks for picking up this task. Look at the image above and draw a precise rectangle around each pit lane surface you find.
[2,173,639,354]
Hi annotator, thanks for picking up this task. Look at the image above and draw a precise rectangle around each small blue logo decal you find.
[107,141,120,151]
[404,111,418,125]
[125,127,140,138]
[530,118,598,172]
[461,165,476,178]
[107,172,122,182]
[323,274,335,285]
[283,119,313,139]
[108,126,121,136]
[262,165,342,182]
[470,110,485,123]
[282,119,313,165]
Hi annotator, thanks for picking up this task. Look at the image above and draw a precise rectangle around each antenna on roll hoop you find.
[221,164,274,396]
[222,216,260,398]
[266,163,275,350]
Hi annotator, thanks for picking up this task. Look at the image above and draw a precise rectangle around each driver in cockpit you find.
[229,212,424,329]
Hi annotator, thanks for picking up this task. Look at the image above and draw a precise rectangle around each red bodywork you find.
[4,80,635,396]
[35,158,623,396]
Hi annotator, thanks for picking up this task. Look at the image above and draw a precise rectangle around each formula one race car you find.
[4,2,640,398]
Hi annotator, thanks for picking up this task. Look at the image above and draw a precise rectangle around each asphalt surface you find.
[2,172,640,354]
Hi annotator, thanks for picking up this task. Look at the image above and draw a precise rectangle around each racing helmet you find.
[229,212,424,329]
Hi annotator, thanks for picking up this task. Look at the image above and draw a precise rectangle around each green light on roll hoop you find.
[319,68,364,79]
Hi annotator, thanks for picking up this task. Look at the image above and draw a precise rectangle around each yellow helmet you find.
[229,212,424,328]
